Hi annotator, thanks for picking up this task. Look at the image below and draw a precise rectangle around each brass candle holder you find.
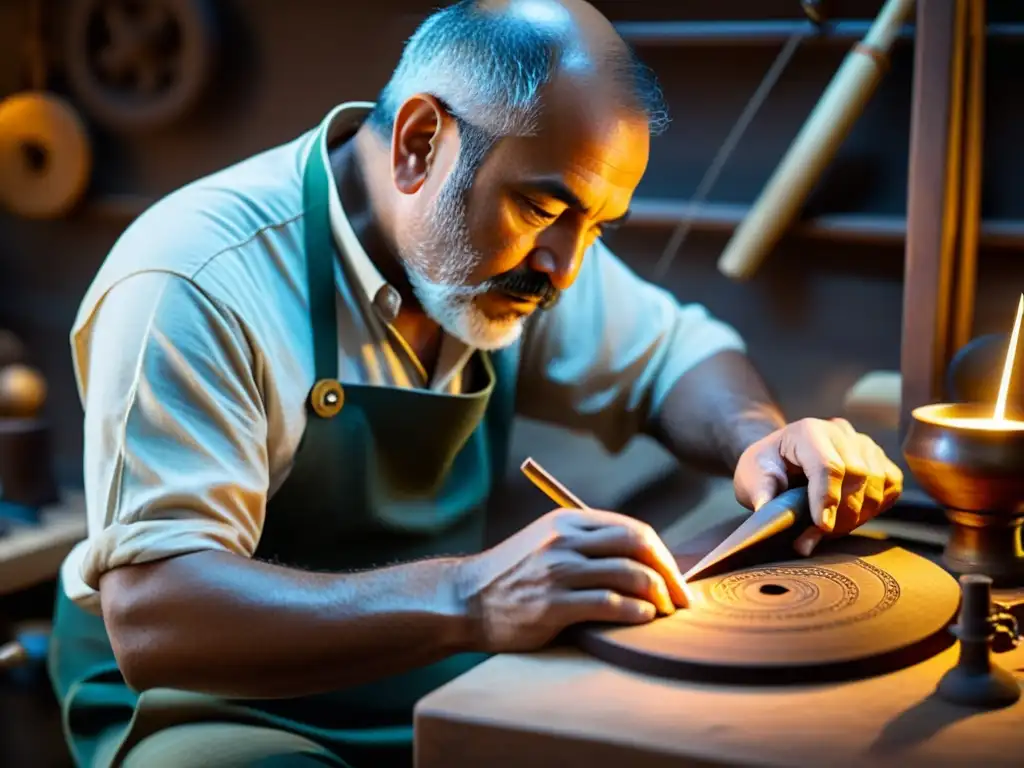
[903,402,1024,586]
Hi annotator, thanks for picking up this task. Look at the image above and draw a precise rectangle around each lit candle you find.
[993,294,1024,421]
[928,294,1024,431]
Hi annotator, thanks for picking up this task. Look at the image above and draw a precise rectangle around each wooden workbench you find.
[415,637,1024,768]
[0,492,85,596]
[415,492,1022,768]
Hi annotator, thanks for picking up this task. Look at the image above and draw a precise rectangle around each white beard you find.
[403,173,528,351]
[406,268,526,351]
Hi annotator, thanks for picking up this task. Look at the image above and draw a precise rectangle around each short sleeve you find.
[72,271,269,599]
[517,239,746,453]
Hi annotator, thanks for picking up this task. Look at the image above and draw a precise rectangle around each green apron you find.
[48,125,519,767]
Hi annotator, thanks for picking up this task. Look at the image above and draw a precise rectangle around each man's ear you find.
[391,94,447,194]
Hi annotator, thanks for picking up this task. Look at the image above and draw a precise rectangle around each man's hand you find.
[733,417,904,556]
[457,508,689,653]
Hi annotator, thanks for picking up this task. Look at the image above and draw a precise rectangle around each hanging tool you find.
[716,0,916,280]
[650,24,805,282]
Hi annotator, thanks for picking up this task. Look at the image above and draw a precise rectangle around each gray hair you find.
[367,0,670,141]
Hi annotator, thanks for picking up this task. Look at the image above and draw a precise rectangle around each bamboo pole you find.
[716,0,917,281]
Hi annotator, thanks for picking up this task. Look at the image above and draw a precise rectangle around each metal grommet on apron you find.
[309,378,344,418]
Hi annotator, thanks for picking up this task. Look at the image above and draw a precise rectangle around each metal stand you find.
[943,510,1024,587]
[937,574,1021,708]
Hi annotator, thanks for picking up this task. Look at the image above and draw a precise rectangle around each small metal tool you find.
[520,457,810,595]
[682,486,814,582]
[520,457,591,511]
[520,457,693,610]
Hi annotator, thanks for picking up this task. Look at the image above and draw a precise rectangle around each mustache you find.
[487,270,561,310]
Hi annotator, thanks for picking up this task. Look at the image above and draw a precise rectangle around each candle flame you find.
[919,294,1024,431]
[993,294,1024,422]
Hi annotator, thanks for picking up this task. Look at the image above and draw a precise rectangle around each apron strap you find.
[303,128,341,386]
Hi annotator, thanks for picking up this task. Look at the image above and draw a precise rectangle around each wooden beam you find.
[950,0,986,355]
[899,0,968,438]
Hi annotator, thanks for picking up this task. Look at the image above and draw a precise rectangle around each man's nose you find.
[527,227,585,291]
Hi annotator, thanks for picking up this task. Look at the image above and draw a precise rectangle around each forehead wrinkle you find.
[510,130,644,189]
[555,167,633,221]
[562,152,644,193]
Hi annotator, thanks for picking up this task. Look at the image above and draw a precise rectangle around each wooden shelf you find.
[0,493,86,597]
[614,20,1024,47]
[626,199,1024,249]
[616,19,909,46]
[76,193,1024,252]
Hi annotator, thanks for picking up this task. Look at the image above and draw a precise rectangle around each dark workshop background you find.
[2,1,1024,766]
[3,0,1024,497]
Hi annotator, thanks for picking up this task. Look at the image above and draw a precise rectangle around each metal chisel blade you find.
[682,486,813,583]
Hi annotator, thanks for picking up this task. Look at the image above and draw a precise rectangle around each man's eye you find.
[518,197,558,225]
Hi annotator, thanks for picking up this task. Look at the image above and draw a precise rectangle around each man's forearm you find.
[648,350,786,475]
[100,550,475,698]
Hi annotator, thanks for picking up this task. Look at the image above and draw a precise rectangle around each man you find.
[50,1,903,766]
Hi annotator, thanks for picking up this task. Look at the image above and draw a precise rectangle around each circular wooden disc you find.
[0,91,92,219]
[579,542,961,683]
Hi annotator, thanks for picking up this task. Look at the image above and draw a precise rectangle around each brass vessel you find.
[903,403,1024,585]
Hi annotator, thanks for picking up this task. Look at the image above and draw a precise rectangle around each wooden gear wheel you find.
[64,0,220,132]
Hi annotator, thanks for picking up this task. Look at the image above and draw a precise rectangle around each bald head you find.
[357,0,659,351]
[478,0,620,51]
[368,0,668,140]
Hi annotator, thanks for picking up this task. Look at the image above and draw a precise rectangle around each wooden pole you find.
[899,0,969,439]
[716,0,917,281]
[950,0,986,356]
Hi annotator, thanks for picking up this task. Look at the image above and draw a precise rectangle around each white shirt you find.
[62,103,746,613]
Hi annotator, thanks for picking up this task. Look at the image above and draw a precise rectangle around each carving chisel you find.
[682,486,814,582]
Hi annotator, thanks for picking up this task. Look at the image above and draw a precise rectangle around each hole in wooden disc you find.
[759,583,790,596]
[20,142,49,174]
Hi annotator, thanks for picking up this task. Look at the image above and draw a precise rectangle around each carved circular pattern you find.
[687,560,901,633]
[577,545,960,678]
